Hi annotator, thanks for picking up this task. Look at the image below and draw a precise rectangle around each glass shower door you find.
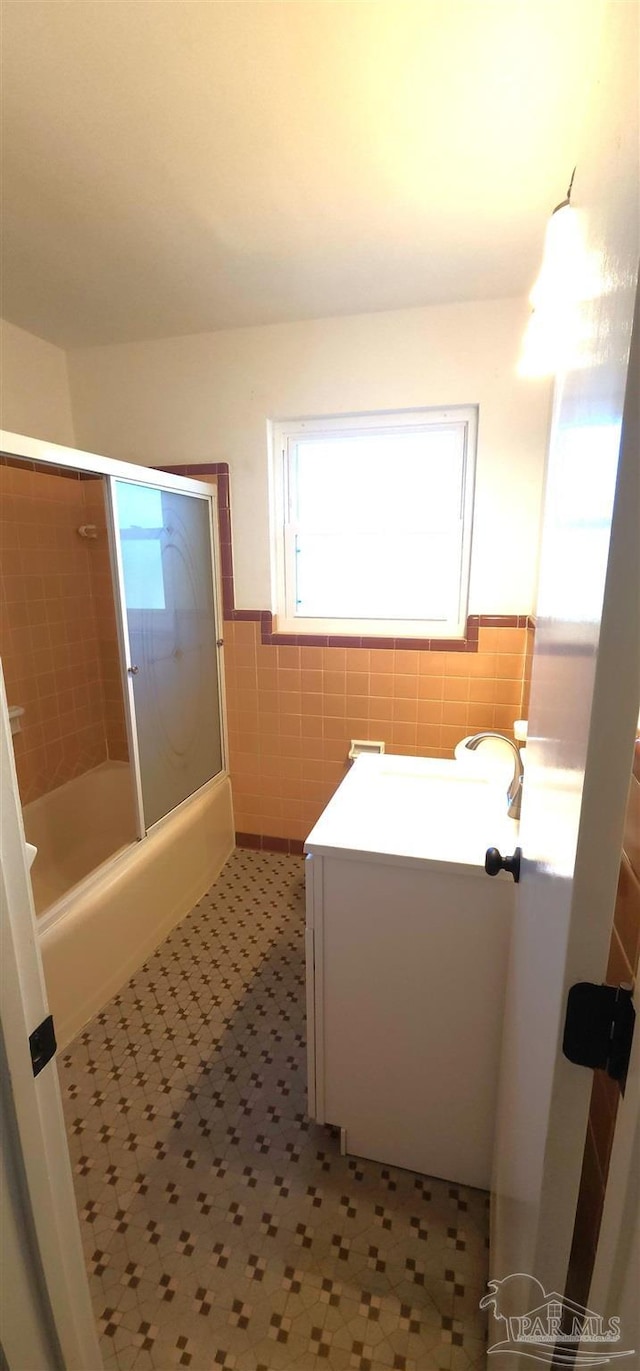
[112,479,223,830]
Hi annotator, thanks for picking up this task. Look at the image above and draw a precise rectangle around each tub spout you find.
[464,732,524,820]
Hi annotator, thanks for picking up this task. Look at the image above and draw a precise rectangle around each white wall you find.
[1,318,75,447]
[68,295,551,614]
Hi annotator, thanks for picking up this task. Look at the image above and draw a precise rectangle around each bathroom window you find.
[270,407,477,639]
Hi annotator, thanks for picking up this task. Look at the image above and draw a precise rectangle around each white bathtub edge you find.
[40,776,235,1050]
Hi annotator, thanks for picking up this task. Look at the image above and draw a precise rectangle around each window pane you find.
[295,532,461,621]
[294,427,465,534]
[277,409,476,633]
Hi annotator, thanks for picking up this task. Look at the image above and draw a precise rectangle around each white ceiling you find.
[1,0,602,348]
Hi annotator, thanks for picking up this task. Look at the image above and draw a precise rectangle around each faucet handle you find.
[485,846,522,882]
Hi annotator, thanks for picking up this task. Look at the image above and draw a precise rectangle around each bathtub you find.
[24,761,137,915]
[30,766,234,1048]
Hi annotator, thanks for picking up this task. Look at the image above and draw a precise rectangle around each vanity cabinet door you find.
[315,855,513,1190]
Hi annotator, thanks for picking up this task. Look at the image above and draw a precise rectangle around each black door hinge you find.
[29,1014,57,1078]
[562,983,635,1083]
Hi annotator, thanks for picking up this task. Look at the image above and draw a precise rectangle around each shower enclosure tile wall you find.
[0,457,129,804]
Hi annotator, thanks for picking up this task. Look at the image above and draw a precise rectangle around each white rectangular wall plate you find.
[348,740,385,760]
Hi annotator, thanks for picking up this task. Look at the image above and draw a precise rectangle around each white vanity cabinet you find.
[304,755,517,1191]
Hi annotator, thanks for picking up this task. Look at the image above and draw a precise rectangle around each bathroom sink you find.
[305,753,519,871]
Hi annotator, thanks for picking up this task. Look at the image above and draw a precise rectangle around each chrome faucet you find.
[464,732,524,820]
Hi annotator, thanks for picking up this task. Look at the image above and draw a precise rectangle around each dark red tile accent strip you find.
[236,831,305,856]
[0,452,90,481]
[239,610,531,650]
[155,464,535,650]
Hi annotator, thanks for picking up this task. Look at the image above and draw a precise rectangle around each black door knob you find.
[485,846,522,882]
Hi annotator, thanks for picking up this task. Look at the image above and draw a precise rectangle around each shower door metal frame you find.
[0,427,229,852]
[106,472,228,839]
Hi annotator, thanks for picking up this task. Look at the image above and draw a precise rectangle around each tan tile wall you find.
[225,619,531,843]
[0,461,129,804]
[566,738,640,1306]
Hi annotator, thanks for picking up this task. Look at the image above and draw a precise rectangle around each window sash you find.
[272,408,477,639]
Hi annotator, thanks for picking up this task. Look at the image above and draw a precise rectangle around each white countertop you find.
[304,753,520,874]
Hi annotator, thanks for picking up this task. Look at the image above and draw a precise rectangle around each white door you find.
[0,665,102,1369]
[490,0,639,1307]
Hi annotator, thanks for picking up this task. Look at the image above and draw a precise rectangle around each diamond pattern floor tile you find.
[62,851,489,1369]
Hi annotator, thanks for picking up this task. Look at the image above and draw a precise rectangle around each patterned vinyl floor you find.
[61,851,489,1371]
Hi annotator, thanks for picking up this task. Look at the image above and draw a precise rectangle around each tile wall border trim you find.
[235,831,305,856]
[157,463,535,651]
[0,452,100,481]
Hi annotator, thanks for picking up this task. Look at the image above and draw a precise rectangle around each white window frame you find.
[269,406,477,639]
